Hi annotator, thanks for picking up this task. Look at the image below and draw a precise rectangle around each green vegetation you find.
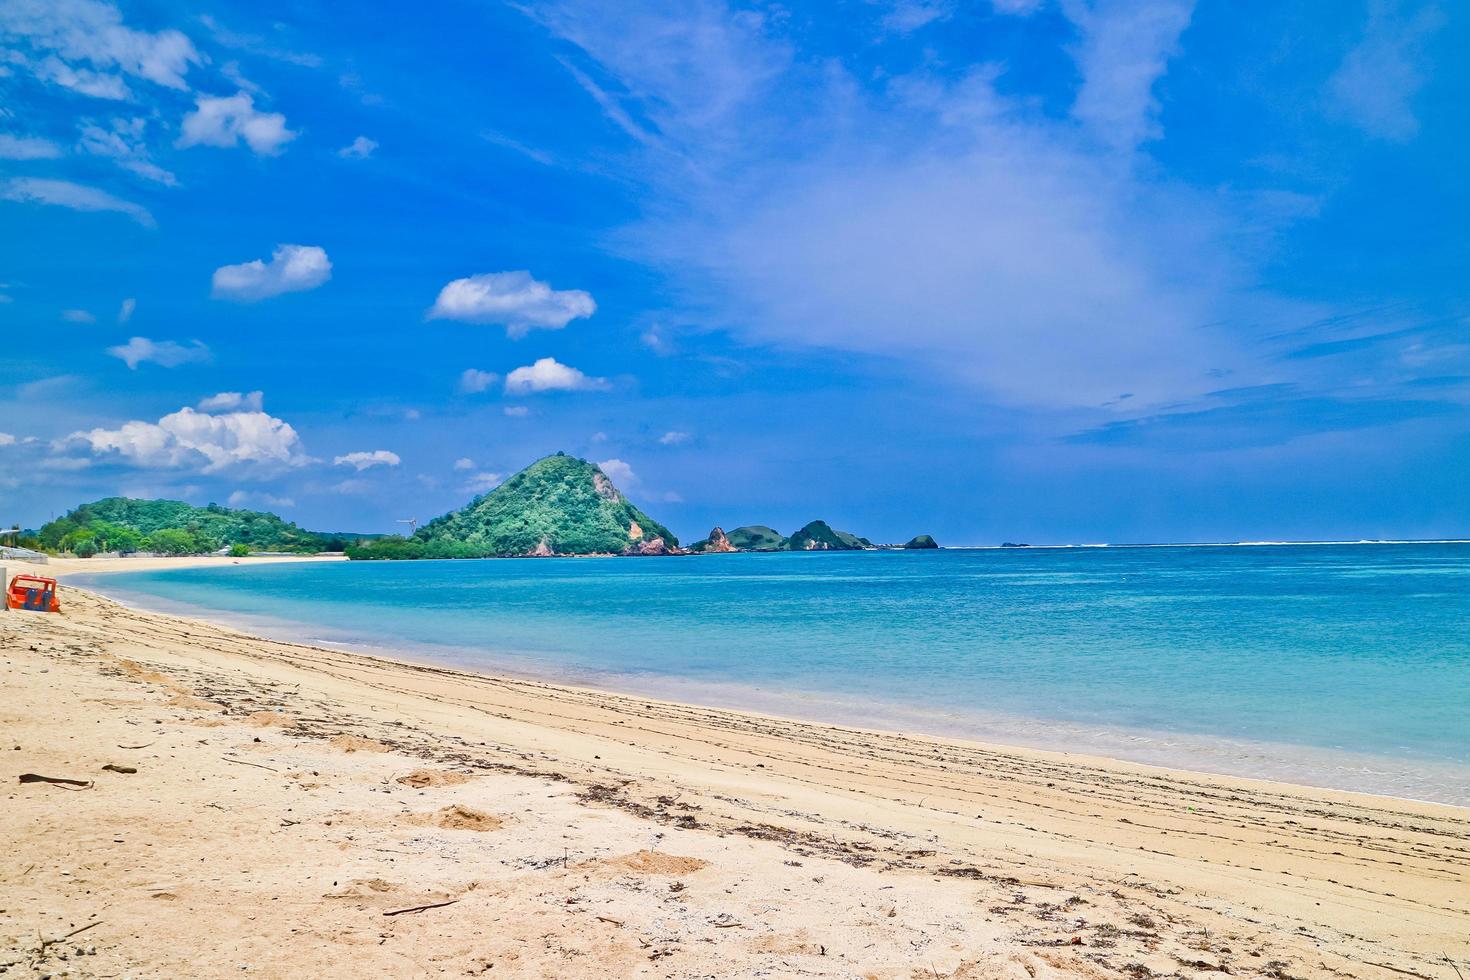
[348,453,678,559]
[36,497,359,557]
[786,520,872,551]
[903,534,939,549]
[726,525,788,551]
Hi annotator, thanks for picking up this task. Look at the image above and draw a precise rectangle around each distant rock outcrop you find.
[689,527,737,553]
[727,525,788,551]
[903,534,938,549]
[787,520,872,551]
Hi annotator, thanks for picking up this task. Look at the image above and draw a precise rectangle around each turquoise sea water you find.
[77,544,1470,804]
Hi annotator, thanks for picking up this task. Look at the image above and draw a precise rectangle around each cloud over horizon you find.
[428,271,596,337]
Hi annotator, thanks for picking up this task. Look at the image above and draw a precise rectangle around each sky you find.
[0,0,1466,545]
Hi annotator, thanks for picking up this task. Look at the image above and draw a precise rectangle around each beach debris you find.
[116,742,154,749]
[382,899,459,917]
[18,773,92,788]
[222,755,280,773]
[101,764,137,774]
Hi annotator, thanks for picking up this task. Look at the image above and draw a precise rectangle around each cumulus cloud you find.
[118,297,135,322]
[67,403,310,473]
[177,93,296,155]
[0,432,15,447]
[658,430,691,445]
[334,449,401,470]
[427,271,596,337]
[503,357,608,395]
[338,135,377,159]
[107,336,209,369]
[0,0,202,99]
[199,390,263,412]
[453,457,475,471]
[0,133,62,159]
[212,244,331,302]
[459,368,499,393]
[596,458,636,486]
[61,308,95,323]
[0,177,153,226]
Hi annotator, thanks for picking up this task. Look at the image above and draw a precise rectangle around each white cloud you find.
[0,176,153,226]
[427,271,596,338]
[68,404,310,473]
[453,457,475,471]
[118,297,135,322]
[596,458,636,486]
[333,449,401,471]
[1063,0,1195,153]
[227,489,294,508]
[992,0,1044,13]
[459,368,499,393]
[640,325,676,355]
[0,0,202,98]
[881,1,953,34]
[338,135,377,159]
[78,117,177,185]
[178,93,296,155]
[1326,1,1443,142]
[463,471,503,494]
[503,405,530,417]
[504,357,608,395]
[199,390,263,412]
[0,433,15,447]
[661,490,684,503]
[659,430,691,445]
[61,308,95,323]
[590,431,608,443]
[0,133,62,159]
[212,244,331,302]
[107,336,209,369]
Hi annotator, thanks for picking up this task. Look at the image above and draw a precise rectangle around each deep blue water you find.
[77,544,1470,802]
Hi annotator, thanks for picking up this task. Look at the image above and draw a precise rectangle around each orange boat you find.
[6,574,60,613]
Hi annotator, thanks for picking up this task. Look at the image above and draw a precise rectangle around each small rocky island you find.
[347,452,937,559]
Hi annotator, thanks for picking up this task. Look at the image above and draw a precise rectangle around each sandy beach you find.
[3,557,1467,979]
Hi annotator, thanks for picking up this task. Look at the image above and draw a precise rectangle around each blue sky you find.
[1,0,1466,544]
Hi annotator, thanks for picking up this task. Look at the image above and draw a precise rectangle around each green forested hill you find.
[348,453,678,559]
[36,497,353,555]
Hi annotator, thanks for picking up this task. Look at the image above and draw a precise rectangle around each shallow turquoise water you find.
[78,544,1470,802]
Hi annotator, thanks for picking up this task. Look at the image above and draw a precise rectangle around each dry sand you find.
[2,557,1467,978]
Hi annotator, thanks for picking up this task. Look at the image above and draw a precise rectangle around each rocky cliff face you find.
[703,527,736,553]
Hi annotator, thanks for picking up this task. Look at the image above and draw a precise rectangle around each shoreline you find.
[58,554,1470,808]
[4,577,1468,976]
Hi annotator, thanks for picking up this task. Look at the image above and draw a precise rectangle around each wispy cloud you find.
[459,368,499,393]
[0,133,62,159]
[0,177,154,226]
[107,336,210,369]
[1326,0,1444,142]
[338,135,378,159]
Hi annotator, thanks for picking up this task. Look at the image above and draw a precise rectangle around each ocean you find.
[75,543,1470,804]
